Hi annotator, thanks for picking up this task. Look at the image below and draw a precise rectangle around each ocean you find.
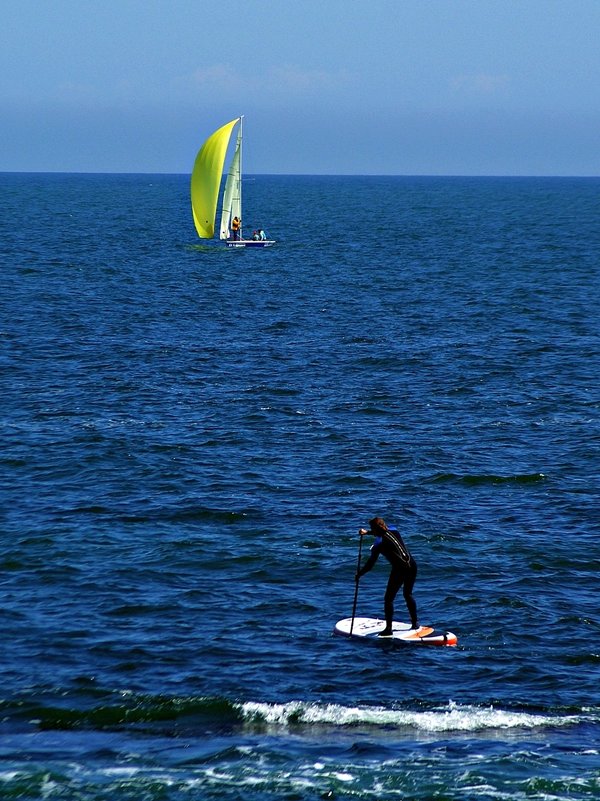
[1,172,599,799]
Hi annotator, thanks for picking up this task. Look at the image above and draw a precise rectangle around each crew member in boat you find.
[258,229,267,241]
[356,517,418,636]
[231,216,241,240]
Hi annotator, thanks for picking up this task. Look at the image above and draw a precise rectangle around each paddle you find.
[350,530,364,635]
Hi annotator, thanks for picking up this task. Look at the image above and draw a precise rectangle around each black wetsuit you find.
[358,528,418,629]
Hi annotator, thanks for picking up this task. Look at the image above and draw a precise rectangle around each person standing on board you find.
[356,517,418,636]
[231,216,241,240]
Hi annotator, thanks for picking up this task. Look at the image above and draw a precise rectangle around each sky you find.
[2,0,600,175]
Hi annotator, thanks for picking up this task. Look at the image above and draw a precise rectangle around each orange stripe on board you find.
[404,627,434,639]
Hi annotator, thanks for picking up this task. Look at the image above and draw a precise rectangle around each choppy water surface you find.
[1,173,599,799]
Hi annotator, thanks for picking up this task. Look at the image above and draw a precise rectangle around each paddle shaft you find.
[350,533,364,635]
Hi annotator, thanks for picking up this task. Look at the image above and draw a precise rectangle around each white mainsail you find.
[219,120,242,240]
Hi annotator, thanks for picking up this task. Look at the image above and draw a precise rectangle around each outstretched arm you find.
[357,550,378,578]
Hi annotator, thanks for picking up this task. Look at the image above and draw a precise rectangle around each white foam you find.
[332,771,354,782]
[0,772,21,782]
[102,767,141,778]
[238,699,581,732]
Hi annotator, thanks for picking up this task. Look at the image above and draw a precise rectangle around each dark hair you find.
[369,517,388,534]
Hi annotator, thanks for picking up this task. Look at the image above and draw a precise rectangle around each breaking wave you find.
[238,699,585,732]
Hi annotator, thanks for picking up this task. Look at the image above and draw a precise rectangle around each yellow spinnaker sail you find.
[191,118,239,239]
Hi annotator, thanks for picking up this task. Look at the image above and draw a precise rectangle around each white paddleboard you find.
[334,617,457,646]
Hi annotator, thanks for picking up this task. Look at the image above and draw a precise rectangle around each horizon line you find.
[2,170,599,179]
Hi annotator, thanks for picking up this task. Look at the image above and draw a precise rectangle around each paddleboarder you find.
[356,517,418,636]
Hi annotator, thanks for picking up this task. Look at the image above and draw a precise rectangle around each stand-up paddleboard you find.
[334,617,457,646]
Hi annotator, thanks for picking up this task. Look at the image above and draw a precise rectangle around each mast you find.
[218,116,243,240]
[239,115,244,239]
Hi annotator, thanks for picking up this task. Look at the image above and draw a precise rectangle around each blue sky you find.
[2,0,599,175]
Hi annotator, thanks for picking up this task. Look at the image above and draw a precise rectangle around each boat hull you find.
[226,239,276,248]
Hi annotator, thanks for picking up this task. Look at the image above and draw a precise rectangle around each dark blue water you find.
[1,172,599,799]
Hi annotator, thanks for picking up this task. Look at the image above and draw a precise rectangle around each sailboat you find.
[190,116,275,248]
